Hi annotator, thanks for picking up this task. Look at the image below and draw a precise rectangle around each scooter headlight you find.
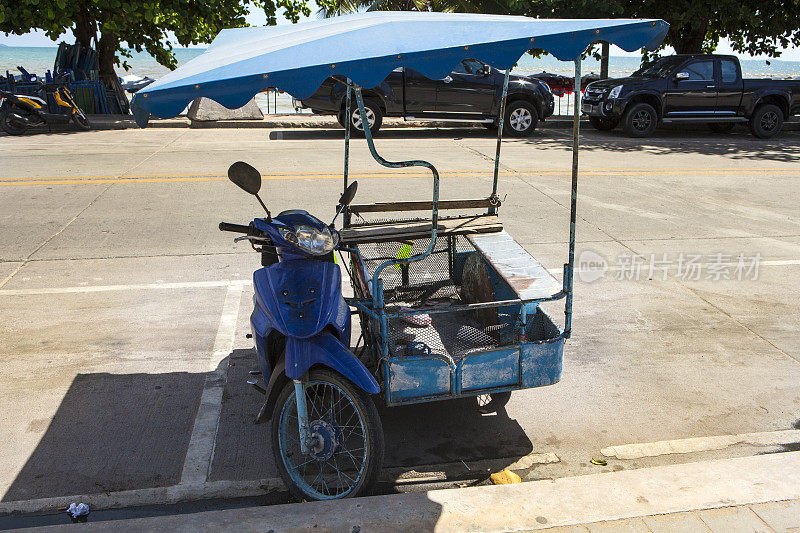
[282,225,337,255]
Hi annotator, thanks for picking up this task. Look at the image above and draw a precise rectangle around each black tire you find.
[622,102,657,138]
[707,122,735,134]
[271,367,384,501]
[749,104,783,139]
[339,98,383,136]
[72,112,91,131]
[0,108,28,135]
[476,391,512,413]
[589,116,619,131]
[503,100,538,137]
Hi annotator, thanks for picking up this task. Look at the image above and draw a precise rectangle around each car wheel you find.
[707,122,736,134]
[589,116,619,131]
[622,102,657,137]
[341,98,383,136]
[503,100,538,137]
[749,104,783,139]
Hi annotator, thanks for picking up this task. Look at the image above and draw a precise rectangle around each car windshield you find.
[633,56,685,78]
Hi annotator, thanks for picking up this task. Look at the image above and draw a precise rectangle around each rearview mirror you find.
[675,72,690,80]
[339,181,358,206]
[228,161,262,195]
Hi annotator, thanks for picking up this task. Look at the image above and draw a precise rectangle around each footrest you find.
[467,230,561,301]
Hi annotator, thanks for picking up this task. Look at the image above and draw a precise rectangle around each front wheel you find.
[622,102,657,138]
[272,368,384,500]
[503,100,539,137]
[0,108,28,135]
[749,104,783,139]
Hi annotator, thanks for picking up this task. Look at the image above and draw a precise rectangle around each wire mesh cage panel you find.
[386,306,520,362]
[355,234,524,361]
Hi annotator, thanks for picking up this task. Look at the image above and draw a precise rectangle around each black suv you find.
[296,59,555,136]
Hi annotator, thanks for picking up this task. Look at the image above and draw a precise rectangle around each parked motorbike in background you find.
[0,79,90,135]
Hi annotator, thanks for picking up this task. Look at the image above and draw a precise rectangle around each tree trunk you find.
[97,31,118,78]
[73,6,94,49]
[670,21,708,54]
[600,41,610,79]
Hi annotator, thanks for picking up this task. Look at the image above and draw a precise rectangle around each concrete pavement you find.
[1,125,799,524]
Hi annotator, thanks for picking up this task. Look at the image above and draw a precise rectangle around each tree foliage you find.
[322,0,800,58]
[0,0,312,76]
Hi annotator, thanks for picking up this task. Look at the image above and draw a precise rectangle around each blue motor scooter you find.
[219,161,384,501]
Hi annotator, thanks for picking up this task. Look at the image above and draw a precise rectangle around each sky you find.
[3,8,800,61]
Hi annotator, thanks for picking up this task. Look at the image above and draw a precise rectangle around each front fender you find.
[286,331,380,394]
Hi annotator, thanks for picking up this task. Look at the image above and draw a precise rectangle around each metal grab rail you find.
[348,84,442,311]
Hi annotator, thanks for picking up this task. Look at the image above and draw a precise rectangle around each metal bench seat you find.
[467,230,562,301]
[339,214,503,245]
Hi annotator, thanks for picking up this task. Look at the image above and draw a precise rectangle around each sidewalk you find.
[87,113,800,131]
[86,113,583,130]
[20,451,800,531]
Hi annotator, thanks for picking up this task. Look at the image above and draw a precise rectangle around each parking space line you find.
[180,282,245,485]
[602,429,800,460]
[0,280,252,296]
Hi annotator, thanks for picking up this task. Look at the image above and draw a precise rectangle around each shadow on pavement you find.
[211,348,533,483]
[2,370,207,502]
[523,125,800,162]
[268,127,497,141]
[269,123,800,162]
[4,346,531,508]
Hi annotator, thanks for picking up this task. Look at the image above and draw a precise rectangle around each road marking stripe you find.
[1,168,798,186]
[180,282,245,485]
[601,429,800,460]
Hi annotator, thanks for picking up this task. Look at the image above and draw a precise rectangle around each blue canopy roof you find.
[132,12,668,124]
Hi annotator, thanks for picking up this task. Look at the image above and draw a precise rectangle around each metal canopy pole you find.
[564,58,581,339]
[490,69,510,214]
[343,84,352,226]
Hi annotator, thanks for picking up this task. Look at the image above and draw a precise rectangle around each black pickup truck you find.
[295,59,555,136]
[582,54,800,138]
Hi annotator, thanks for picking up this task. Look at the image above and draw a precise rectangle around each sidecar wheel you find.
[272,368,384,500]
[476,391,512,413]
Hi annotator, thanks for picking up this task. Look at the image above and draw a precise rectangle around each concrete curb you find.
[87,114,580,130]
[87,113,800,132]
[0,452,558,516]
[26,451,800,532]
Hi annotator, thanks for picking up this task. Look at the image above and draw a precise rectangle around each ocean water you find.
[3,45,799,115]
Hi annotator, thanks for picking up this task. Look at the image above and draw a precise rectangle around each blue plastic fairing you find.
[253,260,343,339]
